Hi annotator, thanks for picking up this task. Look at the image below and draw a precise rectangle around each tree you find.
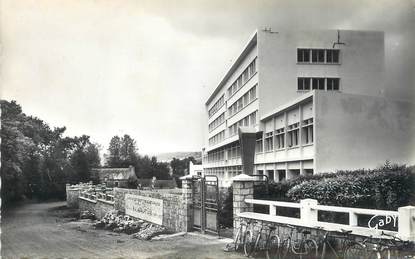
[106,136,122,167]
[1,100,102,205]
[104,135,171,180]
[170,156,196,177]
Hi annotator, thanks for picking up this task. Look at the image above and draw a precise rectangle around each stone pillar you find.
[180,175,194,232]
[232,174,255,238]
[398,206,415,241]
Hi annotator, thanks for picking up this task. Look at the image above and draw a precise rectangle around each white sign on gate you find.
[125,194,163,225]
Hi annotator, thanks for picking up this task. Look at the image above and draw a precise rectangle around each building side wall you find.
[206,43,258,147]
[257,30,385,119]
[315,92,415,173]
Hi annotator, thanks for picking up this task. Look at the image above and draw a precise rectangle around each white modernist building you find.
[203,29,415,187]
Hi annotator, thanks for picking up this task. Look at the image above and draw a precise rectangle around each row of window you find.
[208,95,224,118]
[208,130,225,146]
[227,58,257,97]
[297,48,340,64]
[207,149,225,163]
[228,111,258,137]
[228,85,257,117]
[206,142,241,163]
[227,142,241,160]
[256,169,313,182]
[208,113,225,132]
[204,166,242,178]
[255,119,314,152]
[298,77,340,91]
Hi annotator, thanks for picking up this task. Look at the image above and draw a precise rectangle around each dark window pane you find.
[304,78,310,90]
[298,78,304,90]
[312,78,318,89]
[333,50,339,63]
[318,78,325,89]
[327,79,333,90]
[326,50,333,62]
[318,50,325,62]
[333,78,339,90]
[312,50,319,62]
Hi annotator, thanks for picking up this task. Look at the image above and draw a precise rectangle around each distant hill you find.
[153,152,202,162]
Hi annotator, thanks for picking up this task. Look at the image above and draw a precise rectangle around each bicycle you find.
[224,217,253,252]
[363,231,414,259]
[242,220,282,258]
[319,228,360,259]
[280,224,318,259]
[266,224,284,259]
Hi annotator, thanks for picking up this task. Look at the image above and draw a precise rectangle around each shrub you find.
[286,164,415,210]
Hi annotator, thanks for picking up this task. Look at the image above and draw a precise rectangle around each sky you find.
[1,0,414,155]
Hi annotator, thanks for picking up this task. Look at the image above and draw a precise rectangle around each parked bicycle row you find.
[225,217,414,259]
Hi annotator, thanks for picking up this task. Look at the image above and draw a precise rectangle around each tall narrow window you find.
[275,128,285,149]
[255,138,263,153]
[287,123,299,147]
[264,132,274,151]
[250,85,257,102]
[301,118,313,145]
[250,111,257,126]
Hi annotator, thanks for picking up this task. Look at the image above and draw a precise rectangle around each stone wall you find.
[113,188,188,232]
[95,199,115,219]
[79,197,97,214]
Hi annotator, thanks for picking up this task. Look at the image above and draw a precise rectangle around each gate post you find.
[232,174,255,238]
[181,175,194,232]
[398,205,415,241]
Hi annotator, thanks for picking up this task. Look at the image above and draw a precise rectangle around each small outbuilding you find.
[91,165,137,188]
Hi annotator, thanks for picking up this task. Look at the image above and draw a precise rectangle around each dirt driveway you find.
[1,201,244,259]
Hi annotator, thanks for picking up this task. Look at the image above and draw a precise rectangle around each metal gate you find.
[192,175,219,235]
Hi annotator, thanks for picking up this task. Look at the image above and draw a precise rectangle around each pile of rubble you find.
[80,210,95,220]
[93,210,168,239]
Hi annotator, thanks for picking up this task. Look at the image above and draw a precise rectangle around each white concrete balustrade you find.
[239,198,415,241]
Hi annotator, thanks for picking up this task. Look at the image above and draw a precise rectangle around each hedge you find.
[260,163,415,211]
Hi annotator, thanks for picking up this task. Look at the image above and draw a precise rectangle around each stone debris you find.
[132,224,168,240]
[93,210,167,238]
[80,210,95,220]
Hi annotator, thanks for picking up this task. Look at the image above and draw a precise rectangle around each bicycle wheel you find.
[280,238,291,259]
[303,239,319,259]
[244,230,256,257]
[266,235,281,259]
[232,228,242,251]
[344,243,368,259]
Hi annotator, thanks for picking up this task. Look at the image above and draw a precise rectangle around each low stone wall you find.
[95,199,115,219]
[66,183,95,208]
[113,188,187,232]
[79,197,97,214]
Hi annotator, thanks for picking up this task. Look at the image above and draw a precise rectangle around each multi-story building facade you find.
[203,29,415,187]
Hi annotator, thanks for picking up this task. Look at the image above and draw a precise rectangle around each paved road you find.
[2,201,244,259]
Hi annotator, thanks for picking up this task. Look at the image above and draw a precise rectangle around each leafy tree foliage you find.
[170,156,196,177]
[104,135,170,180]
[1,100,101,205]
